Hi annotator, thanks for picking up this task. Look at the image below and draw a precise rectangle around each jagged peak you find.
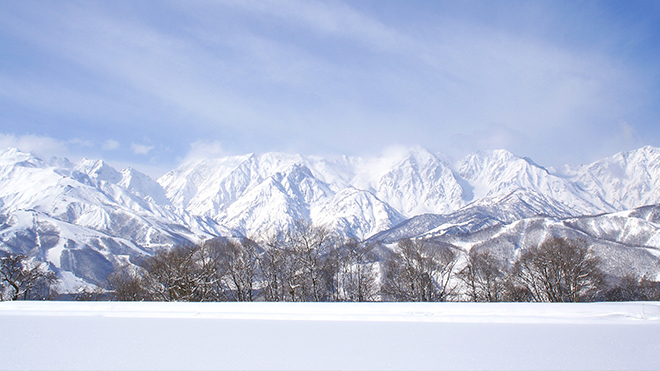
[459,149,518,177]
[623,145,660,156]
[468,149,520,162]
[459,149,549,175]
[74,158,121,184]
[119,167,157,184]
[118,167,170,206]
[378,146,439,168]
[0,147,45,167]
[47,156,73,168]
[618,145,660,164]
[637,145,659,153]
[577,146,660,175]
[0,147,30,156]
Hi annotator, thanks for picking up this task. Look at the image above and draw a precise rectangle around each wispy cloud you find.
[131,143,154,155]
[69,138,94,147]
[183,140,226,162]
[0,133,69,158]
[102,139,120,150]
[0,1,657,170]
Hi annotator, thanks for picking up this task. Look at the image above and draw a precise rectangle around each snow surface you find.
[1,301,659,370]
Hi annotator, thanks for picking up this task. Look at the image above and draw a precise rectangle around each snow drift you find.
[1,301,659,370]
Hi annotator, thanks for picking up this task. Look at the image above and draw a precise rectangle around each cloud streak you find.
[0,134,68,158]
[0,1,658,171]
[131,143,154,155]
[103,139,120,150]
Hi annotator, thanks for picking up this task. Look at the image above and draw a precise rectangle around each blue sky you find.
[1,1,659,177]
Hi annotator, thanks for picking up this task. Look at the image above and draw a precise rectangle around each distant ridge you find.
[1,145,660,287]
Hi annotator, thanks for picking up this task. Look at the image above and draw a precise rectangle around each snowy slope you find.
[4,145,660,287]
[374,146,465,215]
[458,149,609,215]
[159,146,660,242]
[564,146,660,210]
[312,187,405,239]
[422,205,660,280]
[2,301,660,371]
[158,147,466,239]
[0,148,229,287]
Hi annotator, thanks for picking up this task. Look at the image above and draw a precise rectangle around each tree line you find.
[105,222,659,303]
[2,221,659,302]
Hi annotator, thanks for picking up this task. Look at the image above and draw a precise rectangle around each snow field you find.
[1,301,659,370]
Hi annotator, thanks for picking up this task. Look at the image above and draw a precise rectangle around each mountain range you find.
[1,145,660,289]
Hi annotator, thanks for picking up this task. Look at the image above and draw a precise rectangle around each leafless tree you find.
[73,285,107,301]
[509,238,605,302]
[287,221,337,301]
[458,248,508,302]
[604,273,660,301]
[381,239,458,302]
[260,221,339,302]
[106,265,151,301]
[140,245,210,301]
[0,253,59,301]
[332,240,379,302]
[259,239,289,301]
[202,238,260,301]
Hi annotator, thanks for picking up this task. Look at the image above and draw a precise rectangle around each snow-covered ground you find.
[1,302,659,370]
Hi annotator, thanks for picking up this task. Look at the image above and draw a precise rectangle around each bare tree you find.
[259,239,289,301]
[0,253,59,301]
[509,238,605,302]
[333,240,379,302]
[604,273,660,301]
[287,221,337,301]
[202,238,260,301]
[106,265,151,301]
[73,285,107,301]
[381,239,458,302]
[458,248,508,302]
[260,221,339,302]
[140,245,209,302]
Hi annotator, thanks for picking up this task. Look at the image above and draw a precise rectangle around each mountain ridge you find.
[2,145,660,288]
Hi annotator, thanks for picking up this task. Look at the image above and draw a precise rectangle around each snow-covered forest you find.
[3,226,658,303]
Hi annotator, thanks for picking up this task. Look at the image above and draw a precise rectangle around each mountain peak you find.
[569,145,660,210]
[632,145,659,154]
[75,159,122,184]
[0,147,45,168]
[119,167,170,206]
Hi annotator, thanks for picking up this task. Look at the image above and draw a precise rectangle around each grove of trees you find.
[103,224,660,303]
[2,223,659,302]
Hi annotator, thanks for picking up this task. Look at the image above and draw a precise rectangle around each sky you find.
[1,1,660,177]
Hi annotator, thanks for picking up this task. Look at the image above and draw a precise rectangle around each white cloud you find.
[0,133,69,158]
[131,143,154,155]
[68,138,94,147]
[224,0,410,52]
[450,124,529,158]
[102,139,120,150]
[619,122,641,148]
[183,140,227,162]
[0,1,655,168]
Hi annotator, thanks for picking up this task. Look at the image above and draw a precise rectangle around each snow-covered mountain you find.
[0,149,229,288]
[2,145,660,287]
[561,146,660,210]
[160,146,660,241]
[158,147,462,239]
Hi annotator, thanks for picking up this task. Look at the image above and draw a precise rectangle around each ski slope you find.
[1,302,659,370]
